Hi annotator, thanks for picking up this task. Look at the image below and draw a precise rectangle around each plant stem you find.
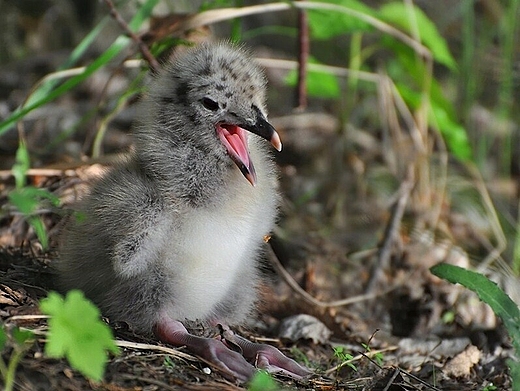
[296,0,309,110]
[497,0,520,176]
[4,348,26,391]
[0,357,8,382]
[230,0,243,42]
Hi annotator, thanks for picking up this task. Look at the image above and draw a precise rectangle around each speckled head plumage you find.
[160,42,268,114]
[135,42,281,199]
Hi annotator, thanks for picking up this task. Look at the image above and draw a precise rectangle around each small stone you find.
[278,314,332,344]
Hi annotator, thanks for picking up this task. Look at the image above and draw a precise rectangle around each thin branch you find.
[6,315,49,322]
[366,165,415,293]
[116,340,196,361]
[103,0,159,73]
[173,2,431,60]
[382,368,401,391]
[267,242,389,308]
[117,375,181,391]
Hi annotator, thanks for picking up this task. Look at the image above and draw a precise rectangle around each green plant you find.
[163,355,175,369]
[431,264,520,391]
[0,325,35,391]
[285,56,341,99]
[361,342,384,366]
[332,346,357,371]
[40,290,119,382]
[7,141,60,249]
[283,0,470,161]
[248,370,279,391]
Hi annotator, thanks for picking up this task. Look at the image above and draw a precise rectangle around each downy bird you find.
[57,42,309,382]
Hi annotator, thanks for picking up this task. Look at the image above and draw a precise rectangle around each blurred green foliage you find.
[431,264,520,390]
[40,290,120,382]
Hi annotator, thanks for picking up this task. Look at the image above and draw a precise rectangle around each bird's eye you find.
[201,97,219,111]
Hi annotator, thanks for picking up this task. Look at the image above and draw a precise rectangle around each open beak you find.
[216,108,281,186]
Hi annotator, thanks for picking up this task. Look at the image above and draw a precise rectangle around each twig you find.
[6,315,49,322]
[172,3,431,60]
[0,168,77,179]
[467,163,507,271]
[366,165,415,293]
[382,368,401,391]
[118,374,181,391]
[116,340,196,361]
[296,0,309,110]
[357,351,442,391]
[103,0,160,73]
[267,242,390,308]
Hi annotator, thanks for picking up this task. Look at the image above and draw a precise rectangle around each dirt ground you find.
[0,142,514,390]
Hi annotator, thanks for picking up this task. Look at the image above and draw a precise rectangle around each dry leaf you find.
[444,345,481,377]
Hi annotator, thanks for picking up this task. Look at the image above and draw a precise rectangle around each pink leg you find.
[220,326,311,378]
[155,318,255,382]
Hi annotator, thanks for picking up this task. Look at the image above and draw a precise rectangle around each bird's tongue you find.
[217,124,257,186]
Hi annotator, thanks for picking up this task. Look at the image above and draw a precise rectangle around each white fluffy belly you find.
[165,204,257,320]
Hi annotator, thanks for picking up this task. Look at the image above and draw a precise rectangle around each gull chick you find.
[57,42,309,382]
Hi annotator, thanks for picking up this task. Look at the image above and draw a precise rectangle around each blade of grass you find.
[172,2,431,59]
[0,0,159,136]
[497,0,520,176]
[431,263,520,389]
[431,263,520,350]
[513,198,520,274]
[24,16,110,109]
[92,74,146,158]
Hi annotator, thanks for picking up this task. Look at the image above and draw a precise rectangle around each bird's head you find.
[149,42,281,187]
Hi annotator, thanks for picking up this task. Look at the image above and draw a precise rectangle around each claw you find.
[156,318,311,383]
[155,319,255,382]
[231,335,311,379]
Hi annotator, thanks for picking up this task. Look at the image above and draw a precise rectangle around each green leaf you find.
[0,327,6,351]
[199,0,235,12]
[163,356,175,368]
[378,2,457,70]
[248,370,279,391]
[509,362,520,391]
[285,57,340,98]
[40,291,119,381]
[12,327,34,345]
[431,264,520,389]
[430,264,520,354]
[308,0,376,39]
[395,82,472,161]
[8,186,59,249]
[8,189,39,215]
[28,216,49,249]
[12,141,30,189]
[429,103,472,160]
[386,44,467,159]
[8,187,60,215]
